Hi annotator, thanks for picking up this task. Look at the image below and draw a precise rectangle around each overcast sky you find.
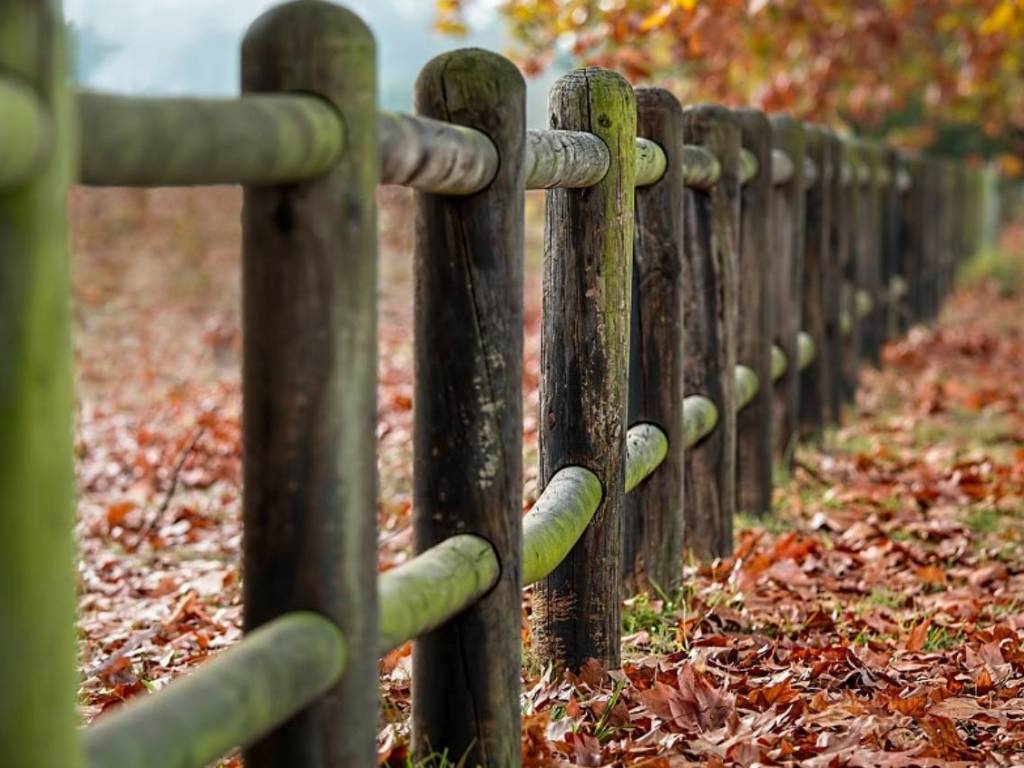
[66,0,562,124]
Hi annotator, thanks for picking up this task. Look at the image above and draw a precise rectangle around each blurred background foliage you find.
[437,0,1024,174]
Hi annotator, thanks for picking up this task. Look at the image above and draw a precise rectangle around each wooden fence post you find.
[733,108,774,516]
[682,105,740,558]
[822,131,846,424]
[879,147,901,340]
[534,68,636,671]
[798,125,831,440]
[838,139,862,405]
[240,4,378,765]
[624,87,685,591]
[412,49,525,766]
[769,116,805,460]
[0,3,82,766]
[859,142,884,365]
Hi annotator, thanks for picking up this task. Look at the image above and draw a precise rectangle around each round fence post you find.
[733,108,774,516]
[240,3,378,766]
[411,49,525,766]
[624,87,686,592]
[0,3,82,766]
[769,116,806,461]
[534,67,636,671]
[682,105,741,559]
[822,130,846,424]
[902,154,926,326]
[798,125,831,440]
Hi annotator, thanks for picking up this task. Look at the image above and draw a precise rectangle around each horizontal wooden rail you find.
[85,613,345,768]
[684,394,719,447]
[0,77,49,187]
[771,147,794,185]
[797,330,816,370]
[736,364,759,411]
[523,130,665,189]
[771,343,788,381]
[78,91,345,186]
[683,144,721,188]
[855,288,874,318]
[379,110,498,194]
[738,147,758,185]
[378,534,499,651]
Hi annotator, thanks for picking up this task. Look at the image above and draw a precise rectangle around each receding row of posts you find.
[0,1,998,766]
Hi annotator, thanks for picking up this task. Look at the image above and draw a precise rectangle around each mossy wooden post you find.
[412,49,525,766]
[240,4,378,766]
[924,158,943,320]
[0,3,82,767]
[734,108,773,516]
[798,126,830,440]
[769,116,805,460]
[535,68,635,671]
[682,105,740,559]
[822,131,846,424]
[624,87,685,591]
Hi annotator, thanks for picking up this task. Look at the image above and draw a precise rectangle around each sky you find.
[66,0,564,126]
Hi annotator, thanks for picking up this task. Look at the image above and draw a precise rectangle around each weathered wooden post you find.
[0,3,82,766]
[241,3,378,765]
[534,68,636,671]
[858,141,884,365]
[901,154,926,326]
[769,116,805,460]
[838,138,863,404]
[624,87,685,590]
[412,49,525,766]
[822,131,846,424]
[888,148,905,338]
[733,108,773,516]
[682,105,740,558]
[798,125,831,439]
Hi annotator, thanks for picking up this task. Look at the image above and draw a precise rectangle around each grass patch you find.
[735,510,794,535]
[959,246,1024,297]
[966,507,1003,536]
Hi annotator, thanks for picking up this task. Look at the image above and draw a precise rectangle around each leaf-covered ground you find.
[73,188,1024,766]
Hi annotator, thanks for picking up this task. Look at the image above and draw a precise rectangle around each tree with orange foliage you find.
[438,0,1024,170]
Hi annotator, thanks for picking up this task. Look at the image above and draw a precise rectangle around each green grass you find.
[923,624,964,652]
[735,510,794,535]
[966,507,1003,536]
[958,246,1024,296]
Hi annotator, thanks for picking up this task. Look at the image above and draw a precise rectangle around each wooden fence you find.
[0,0,997,766]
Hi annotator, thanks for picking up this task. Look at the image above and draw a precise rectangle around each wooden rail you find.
[0,1,997,766]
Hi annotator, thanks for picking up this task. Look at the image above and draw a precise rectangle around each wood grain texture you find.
[681,104,740,559]
[412,47,525,767]
[733,108,773,517]
[798,126,831,440]
[240,3,378,766]
[858,142,884,365]
[534,67,636,671]
[769,115,805,461]
[839,139,863,406]
[624,87,686,592]
[0,2,82,766]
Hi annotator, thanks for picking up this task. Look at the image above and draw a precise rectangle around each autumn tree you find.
[438,0,1024,169]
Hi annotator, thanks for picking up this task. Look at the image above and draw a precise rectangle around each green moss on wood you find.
[379,535,499,651]
[738,147,758,185]
[521,467,602,586]
[78,91,344,186]
[0,77,48,186]
[683,395,719,448]
[771,344,788,381]
[797,331,816,371]
[624,423,669,493]
[86,613,345,768]
[735,364,760,412]
[0,2,82,766]
[635,137,667,187]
